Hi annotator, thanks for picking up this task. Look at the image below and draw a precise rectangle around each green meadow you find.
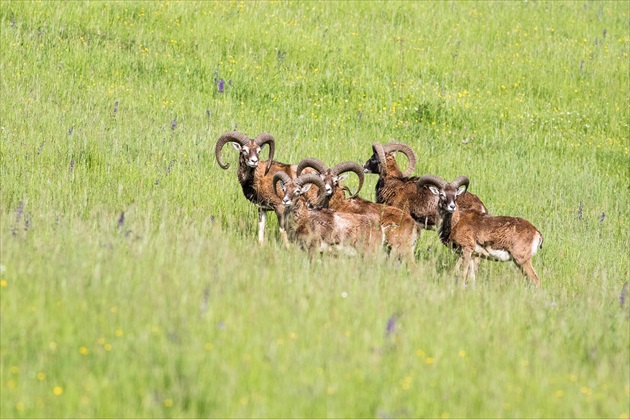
[1,1,628,417]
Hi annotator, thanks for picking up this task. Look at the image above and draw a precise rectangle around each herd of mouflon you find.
[215,131,543,287]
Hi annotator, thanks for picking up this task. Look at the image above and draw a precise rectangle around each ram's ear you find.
[337,174,349,182]
[456,185,467,196]
[231,142,242,152]
[428,186,440,195]
[278,181,286,192]
[301,183,312,193]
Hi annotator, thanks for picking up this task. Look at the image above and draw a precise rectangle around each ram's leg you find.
[473,255,481,275]
[383,227,401,263]
[461,250,474,287]
[454,257,463,274]
[516,258,541,288]
[467,252,477,286]
[452,256,464,287]
[274,210,290,248]
[402,225,418,266]
[257,208,266,244]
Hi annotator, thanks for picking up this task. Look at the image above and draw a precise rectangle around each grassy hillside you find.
[1,1,628,417]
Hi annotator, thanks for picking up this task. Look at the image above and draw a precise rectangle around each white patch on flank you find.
[334,214,352,231]
[531,232,542,256]
[475,244,512,261]
[474,244,489,257]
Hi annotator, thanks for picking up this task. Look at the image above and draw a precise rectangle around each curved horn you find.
[295,173,327,207]
[382,142,417,177]
[450,176,470,192]
[416,174,447,190]
[254,133,275,175]
[215,131,251,170]
[371,142,387,175]
[296,157,329,177]
[272,171,293,198]
[332,161,365,198]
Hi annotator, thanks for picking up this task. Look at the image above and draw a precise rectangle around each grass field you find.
[1,1,629,417]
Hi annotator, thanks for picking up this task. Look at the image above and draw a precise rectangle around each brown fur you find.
[429,179,543,287]
[215,131,295,245]
[235,156,296,245]
[278,177,384,256]
[324,187,418,262]
[363,148,487,230]
[298,158,418,262]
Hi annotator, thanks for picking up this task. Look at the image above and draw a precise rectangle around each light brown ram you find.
[296,158,418,262]
[417,175,543,287]
[273,172,385,257]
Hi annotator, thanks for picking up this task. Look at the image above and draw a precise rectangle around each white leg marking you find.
[258,209,266,243]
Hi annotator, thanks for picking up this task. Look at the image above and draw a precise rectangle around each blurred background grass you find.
[1,1,628,417]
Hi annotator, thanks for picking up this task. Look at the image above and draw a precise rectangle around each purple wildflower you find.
[118,211,125,230]
[166,159,176,175]
[12,202,24,237]
[217,79,225,93]
[68,127,74,136]
[15,201,23,222]
[578,202,583,220]
[600,212,605,222]
[200,287,210,315]
[620,283,628,308]
[171,118,177,131]
[603,29,607,38]
[113,101,119,114]
[69,159,75,172]
[385,314,398,337]
[205,109,210,117]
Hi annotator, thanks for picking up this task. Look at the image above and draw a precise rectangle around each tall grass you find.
[1,1,628,417]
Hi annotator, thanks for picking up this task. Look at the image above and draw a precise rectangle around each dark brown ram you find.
[363,141,487,229]
[215,131,296,245]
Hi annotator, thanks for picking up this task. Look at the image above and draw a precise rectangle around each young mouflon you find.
[417,175,543,287]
